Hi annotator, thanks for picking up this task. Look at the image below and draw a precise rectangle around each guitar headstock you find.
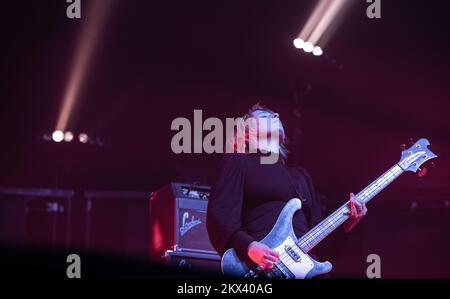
[398,138,437,173]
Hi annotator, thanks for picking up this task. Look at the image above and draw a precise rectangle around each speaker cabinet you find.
[164,249,221,273]
[0,188,73,250]
[150,182,217,260]
[83,191,151,258]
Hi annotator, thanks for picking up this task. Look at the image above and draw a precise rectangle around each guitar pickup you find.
[285,245,302,262]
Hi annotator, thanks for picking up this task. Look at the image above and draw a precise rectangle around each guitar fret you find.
[358,165,402,203]
[299,207,348,252]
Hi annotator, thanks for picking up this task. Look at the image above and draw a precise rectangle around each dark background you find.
[1,0,449,278]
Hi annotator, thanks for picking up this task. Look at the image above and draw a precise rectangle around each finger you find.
[352,206,357,218]
[362,204,368,216]
[356,202,367,217]
[264,248,279,258]
[355,202,363,215]
[265,261,274,270]
[264,254,278,263]
[352,198,365,216]
[351,196,361,207]
[350,200,357,218]
[269,250,279,259]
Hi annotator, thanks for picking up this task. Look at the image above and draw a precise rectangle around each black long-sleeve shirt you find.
[206,153,323,260]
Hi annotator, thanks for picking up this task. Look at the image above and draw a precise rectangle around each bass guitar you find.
[221,138,437,278]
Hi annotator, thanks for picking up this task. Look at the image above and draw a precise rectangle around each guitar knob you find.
[418,167,427,177]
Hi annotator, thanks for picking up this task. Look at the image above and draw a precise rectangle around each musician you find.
[206,103,367,270]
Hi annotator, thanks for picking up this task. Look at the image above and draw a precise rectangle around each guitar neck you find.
[297,164,404,253]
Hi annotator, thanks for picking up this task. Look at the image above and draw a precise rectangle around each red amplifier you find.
[150,182,217,260]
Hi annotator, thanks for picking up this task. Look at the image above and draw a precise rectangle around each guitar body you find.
[221,198,332,279]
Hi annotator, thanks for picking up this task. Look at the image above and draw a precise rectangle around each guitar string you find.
[297,207,347,251]
[298,207,348,250]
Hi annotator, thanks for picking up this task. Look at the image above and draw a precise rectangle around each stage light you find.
[294,38,323,57]
[52,130,64,143]
[303,42,314,53]
[293,38,304,49]
[294,0,352,56]
[64,131,74,142]
[79,133,88,144]
[313,46,323,56]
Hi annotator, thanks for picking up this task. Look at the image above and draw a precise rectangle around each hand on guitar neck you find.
[344,192,368,233]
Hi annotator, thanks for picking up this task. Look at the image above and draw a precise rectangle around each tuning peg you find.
[429,162,436,168]
[400,144,406,150]
[418,167,427,177]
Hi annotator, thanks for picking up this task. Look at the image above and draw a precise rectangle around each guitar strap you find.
[282,165,319,230]
[283,165,307,204]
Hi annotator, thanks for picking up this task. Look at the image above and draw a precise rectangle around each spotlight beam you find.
[56,0,112,132]
[298,0,331,41]
[307,0,346,45]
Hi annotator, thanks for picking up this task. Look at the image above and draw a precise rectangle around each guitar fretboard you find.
[297,164,404,253]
